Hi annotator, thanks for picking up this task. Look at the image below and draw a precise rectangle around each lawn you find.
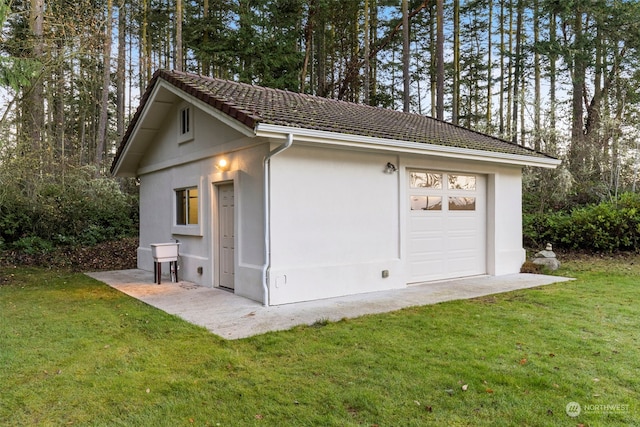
[1,256,638,426]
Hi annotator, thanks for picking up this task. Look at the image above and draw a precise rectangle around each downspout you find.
[261,133,293,306]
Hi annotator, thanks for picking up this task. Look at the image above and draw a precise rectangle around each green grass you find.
[1,258,639,426]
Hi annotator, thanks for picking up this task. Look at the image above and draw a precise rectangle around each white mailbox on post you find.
[150,242,180,284]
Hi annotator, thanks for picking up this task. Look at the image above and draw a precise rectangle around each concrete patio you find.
[86,269,573,340]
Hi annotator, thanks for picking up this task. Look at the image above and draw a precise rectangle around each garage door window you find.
[410,172,443,189]
[449,197,476,211]
[410,171,477,212]
[410,196,442,211]
[448,174,476,190]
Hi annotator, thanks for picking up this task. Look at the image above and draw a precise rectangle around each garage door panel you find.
[409,239,444,254]
[411,259,446,277]
[448,216,477,229]
[447,237,478,251]
[410,216,445,229]
[411,236,445,247]
[447,248,478,259]
[408,170,486,283]
[448,230,479,240]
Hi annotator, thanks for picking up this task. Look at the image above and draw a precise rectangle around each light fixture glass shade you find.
[216,159,229,171]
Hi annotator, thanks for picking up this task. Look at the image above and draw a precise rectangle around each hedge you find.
[0,166,138,252]
[524,193,640,252]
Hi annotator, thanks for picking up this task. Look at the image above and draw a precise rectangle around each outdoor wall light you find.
[216,158,230,171]
[384,162,397,174]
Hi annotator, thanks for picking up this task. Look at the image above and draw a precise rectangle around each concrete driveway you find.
[86,269,573,340]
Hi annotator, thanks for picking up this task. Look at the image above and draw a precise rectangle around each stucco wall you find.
[486,169,526,275]
[268,145,405,305]
[136,101,267,301]
[268,147,525,305]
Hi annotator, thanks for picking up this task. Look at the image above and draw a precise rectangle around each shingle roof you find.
[112,69,555,173]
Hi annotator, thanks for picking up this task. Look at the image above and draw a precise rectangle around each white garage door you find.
[408,170,486,283]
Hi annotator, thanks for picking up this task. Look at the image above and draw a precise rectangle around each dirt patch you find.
[0,269,16,286]
[0,237,138,272]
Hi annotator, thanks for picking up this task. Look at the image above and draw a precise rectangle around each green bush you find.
[11,236,54,255]
[524,193,640,252]
[0,165,138,250]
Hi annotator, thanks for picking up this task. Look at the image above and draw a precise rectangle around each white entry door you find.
[408,170,486,283]
[218,183,235,290]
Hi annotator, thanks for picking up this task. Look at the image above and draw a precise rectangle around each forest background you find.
[2,0,640,259]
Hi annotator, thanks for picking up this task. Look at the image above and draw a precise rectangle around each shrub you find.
[520,260,545,274]
[0,165,138,251]
[524,193,640,252]
[12,236,54,255]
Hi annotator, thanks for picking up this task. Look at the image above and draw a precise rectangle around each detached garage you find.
[111,70,560,306]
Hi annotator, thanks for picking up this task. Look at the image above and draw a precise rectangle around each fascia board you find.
[112,83,171,177]
[255,123,562,169]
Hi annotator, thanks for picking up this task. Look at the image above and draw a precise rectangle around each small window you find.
[410,172,443,189]
[176,187,199,225]
[180,107,190,135]
[448,174,476,190]
[448,197,476,211]
[410,196,442,211]
[178,105,193,142]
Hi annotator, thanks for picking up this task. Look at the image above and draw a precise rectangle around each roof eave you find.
[255,123,561,169]
[156,78,258,138]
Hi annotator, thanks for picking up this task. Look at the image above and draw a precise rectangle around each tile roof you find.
[112,69,555,173]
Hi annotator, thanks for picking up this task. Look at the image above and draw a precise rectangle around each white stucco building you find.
[111,70,560,306]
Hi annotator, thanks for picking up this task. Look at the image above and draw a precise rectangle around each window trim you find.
[172,185,202,236]
[177,103,194,143]
[175,187,199,225]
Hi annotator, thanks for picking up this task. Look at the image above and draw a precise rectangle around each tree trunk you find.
[452,0,459,124]
[505,0,513,140]
[533,0,541,151]
[436,0,444,120]
[370,0,378,102]
[402,0,410,112]
[175,0,183,71]
[511,0,522,145]
[486,0,493,131]
[363,0,370,104]
[141,0,151,85]
[53,38,65,164]
[27,0,45,156]
[314,9,326,97]
[300,0,317,94]
[498,0,505,136]
[569,9,587,178]
[116,0,126,140]
[430,3,436,117]
[95,0,113,172]
[202,0,210,75]
[548,10,557,154]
